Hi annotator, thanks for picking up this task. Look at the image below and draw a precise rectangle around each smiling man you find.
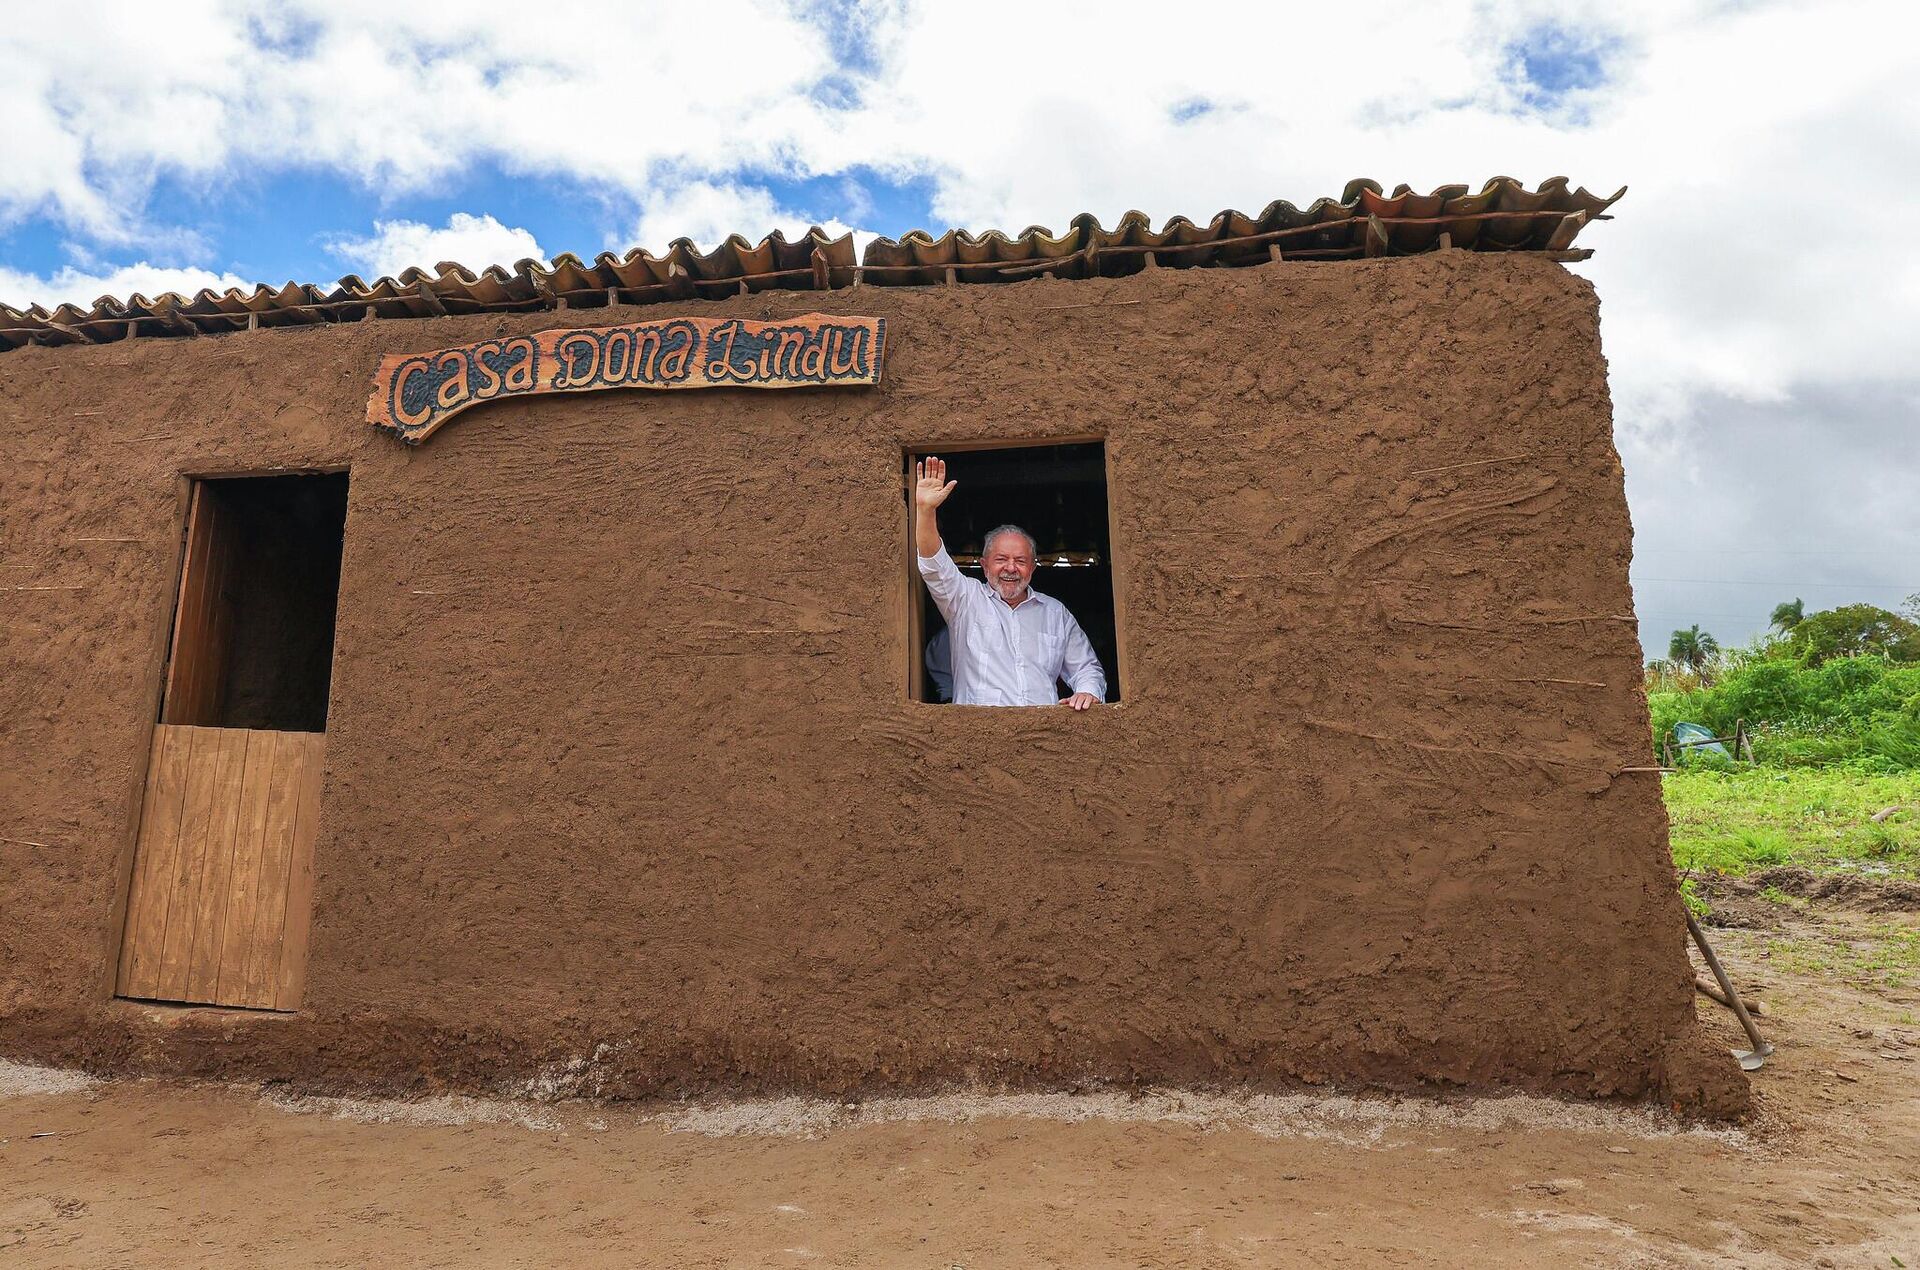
[913,455,1106,709]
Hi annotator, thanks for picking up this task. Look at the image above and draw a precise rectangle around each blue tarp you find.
[1672,721,1731,761]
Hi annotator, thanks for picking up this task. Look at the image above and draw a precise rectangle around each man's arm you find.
[1059,614,1106,711]
[912,456,970,619]
[913,456,956,558]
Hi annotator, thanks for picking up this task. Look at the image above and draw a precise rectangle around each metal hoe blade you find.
[1685,907,1773,1071]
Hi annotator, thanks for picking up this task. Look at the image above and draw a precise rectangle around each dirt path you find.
[5,905,1916,1268]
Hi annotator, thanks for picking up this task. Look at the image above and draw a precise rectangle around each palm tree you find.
[1770,597,1805,632]
[1668,624,1720,675]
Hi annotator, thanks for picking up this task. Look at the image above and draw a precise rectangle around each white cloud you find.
[327,213,546,280]
[824,0,1920,652]
[2,0,1915,651]
[0,262,253,311]
[0,5,255,242]
[0,1,843,237]
[626,180,865,256]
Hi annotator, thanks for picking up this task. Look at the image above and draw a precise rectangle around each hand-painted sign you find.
[366,312,886,443]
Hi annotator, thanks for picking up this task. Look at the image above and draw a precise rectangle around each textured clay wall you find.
[0,253,1748,1115]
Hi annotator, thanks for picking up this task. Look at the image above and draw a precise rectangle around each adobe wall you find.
[0,253,1748,1115]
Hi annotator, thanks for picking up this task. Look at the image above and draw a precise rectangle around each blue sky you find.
[3,0,1914,656]
[0,163,939,284]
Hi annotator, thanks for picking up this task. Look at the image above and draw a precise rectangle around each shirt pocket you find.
[1038,627,1067,671]
[964,620,1006,661]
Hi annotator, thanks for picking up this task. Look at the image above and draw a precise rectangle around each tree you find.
[1784,604,1920,665]
[1770,597,1805,632]
[1668,624,1720,674]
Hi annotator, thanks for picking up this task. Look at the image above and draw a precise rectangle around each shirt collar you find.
[994,585,1042,611]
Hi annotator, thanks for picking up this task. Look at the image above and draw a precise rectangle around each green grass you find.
[1648,652,1920,771]
[1664,767,1920,879]
[1760,924,1920,991]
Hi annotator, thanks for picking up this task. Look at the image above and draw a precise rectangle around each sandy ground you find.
[4,904,1916,1268]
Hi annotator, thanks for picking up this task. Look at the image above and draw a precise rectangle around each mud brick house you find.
[0,178,1748,1115]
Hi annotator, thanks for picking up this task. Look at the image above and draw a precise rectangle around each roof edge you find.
[0,178,1620,353]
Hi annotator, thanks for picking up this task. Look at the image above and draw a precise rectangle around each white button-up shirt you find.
[917,545,1107,706]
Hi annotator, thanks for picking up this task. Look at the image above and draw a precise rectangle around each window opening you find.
[160,473,348,733]
[905,440,1120,704]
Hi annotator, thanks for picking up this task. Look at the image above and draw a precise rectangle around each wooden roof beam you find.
[159,308,203,338]
[411,280,449,317]
[665,262,695,301]
[1544,211,1590,252]
[1364,215,1390,257]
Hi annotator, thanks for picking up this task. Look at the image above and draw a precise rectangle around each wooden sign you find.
[366,312,886,443]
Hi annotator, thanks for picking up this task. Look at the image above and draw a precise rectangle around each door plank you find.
[160,485,238,726]
[237,732,304,1006]
[114,724,172,996]
[152,728,244,1001]
[183,729,252,1002]
[274,734,327,1010]
[143,725,222,1001]
[116,725,192,999]
[209,730,279,1005]
[158,486,207,723]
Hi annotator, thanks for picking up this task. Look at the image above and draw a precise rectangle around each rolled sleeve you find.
[915,544,969,622]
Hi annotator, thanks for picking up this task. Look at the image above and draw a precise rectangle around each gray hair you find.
[981,524,1037,559]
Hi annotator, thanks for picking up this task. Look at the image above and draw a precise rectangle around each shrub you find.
[1784,604,1920,666]
[1648,653,1920,770]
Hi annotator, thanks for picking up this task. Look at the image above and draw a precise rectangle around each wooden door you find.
[116,725,325,1010]
[159,483,239,726]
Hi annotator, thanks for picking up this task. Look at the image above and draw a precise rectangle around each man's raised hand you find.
[915,457,958,509]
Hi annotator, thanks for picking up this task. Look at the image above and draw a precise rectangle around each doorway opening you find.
[159,473,349,732]
[904,440,1120,704]
[117,472,346,1012]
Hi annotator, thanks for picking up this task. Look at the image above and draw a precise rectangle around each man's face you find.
[982,533,1035,602]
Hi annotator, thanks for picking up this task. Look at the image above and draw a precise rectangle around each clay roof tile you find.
[0,177,1620,353]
